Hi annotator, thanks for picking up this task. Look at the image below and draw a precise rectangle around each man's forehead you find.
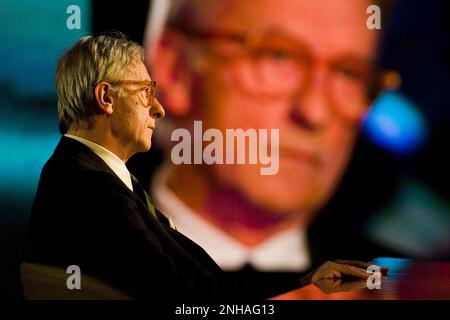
[124,60,151,80]
[189,0,370,25]
[186,0,376,58]
[122,61,151,81]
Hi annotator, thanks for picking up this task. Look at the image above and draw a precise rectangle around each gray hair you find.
[55,31,144,133]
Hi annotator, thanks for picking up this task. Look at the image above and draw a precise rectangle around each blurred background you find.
[1,0,449,299]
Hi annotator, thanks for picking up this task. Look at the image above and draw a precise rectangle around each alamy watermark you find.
[367,4,382,30]
[170,121,279,176]
[366,265,382,290]
[66,265,81,290]
[64,4,381,31]
[66,5,81,30]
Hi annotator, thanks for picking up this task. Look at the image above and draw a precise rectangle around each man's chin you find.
[138,140,152,153]
[242,184,322,214]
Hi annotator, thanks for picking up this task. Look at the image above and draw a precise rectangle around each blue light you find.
[363,90,427,154]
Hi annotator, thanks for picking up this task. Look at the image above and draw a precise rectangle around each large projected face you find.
[153,0,377,217]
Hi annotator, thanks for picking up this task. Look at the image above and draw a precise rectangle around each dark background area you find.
[92,0,150,42]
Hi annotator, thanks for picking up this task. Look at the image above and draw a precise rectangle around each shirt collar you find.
[64,134,133,191]
[151,165,311,272]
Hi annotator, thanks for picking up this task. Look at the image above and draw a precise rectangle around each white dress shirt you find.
[64,134,134,191]
[151,165,311,272]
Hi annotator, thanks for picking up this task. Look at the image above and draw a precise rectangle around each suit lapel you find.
[55,136,220,274]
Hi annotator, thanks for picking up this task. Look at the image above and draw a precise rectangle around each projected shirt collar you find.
[151,165,311,272]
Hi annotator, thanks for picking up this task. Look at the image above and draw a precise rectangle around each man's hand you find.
[300,260,388,294]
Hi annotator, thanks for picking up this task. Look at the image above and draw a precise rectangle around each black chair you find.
[20,263,133,300]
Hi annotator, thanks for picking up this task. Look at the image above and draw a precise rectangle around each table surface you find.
[272,257,450,300]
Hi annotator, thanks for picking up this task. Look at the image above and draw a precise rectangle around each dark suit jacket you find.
[26,137,302,300]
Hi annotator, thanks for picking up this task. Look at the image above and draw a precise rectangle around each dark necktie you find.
[130,174,176,230]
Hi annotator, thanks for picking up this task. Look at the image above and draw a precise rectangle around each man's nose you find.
[150,98,165,119]
[290,66,331,131]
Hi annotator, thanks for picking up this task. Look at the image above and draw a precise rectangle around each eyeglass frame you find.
[168,22,397,122]
[109,80,157,107]
[170,22,387,94]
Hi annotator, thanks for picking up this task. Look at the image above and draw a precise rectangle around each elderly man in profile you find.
[25,32,379,299]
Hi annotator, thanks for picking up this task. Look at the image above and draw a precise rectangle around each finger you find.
[338,279,368,292]
[334,263,370,279]
[334,260,389,274]
[313,278,341,294]
[334,260,371,269]
[314,278,367,294]
[312,267,340,282]
[313,262,368,280]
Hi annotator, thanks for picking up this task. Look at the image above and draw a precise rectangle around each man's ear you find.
[94,82,114,116]
[147,30,193,117]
